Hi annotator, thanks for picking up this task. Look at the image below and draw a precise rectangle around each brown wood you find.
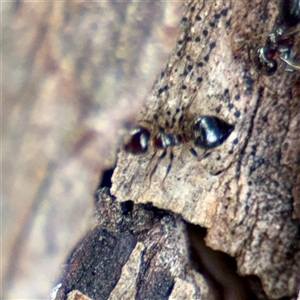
[54,188,213,300]
[112,0,300,299]
[4,0,300,299]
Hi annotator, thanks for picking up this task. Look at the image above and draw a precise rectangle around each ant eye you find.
[279,0,300,27]
[124,126,150,154]
[193,116,234,149]
[254,46,278,76]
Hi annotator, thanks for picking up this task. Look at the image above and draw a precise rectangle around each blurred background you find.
[2,2,182,298]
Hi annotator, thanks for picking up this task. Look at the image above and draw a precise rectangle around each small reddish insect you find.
[254,0,300,76]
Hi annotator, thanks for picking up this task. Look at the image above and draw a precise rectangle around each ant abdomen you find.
[193,116,235,149]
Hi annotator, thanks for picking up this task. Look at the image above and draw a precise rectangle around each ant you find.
[253,0,300,76]
[123,111,234,187]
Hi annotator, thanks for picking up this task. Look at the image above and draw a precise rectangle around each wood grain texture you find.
[112,0,300,298]
[53,188,213,300]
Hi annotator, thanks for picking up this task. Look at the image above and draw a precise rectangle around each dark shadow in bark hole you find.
[95,162,271,299]
[186,223,268,300]
[97,166,116,190]
[120,200,134,215]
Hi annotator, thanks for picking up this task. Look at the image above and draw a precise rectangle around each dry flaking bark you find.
[66,290,92,300]
[53,188,213,300]
[112,0,300,299]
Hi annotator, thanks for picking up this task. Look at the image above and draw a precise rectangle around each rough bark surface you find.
[53,188,212,300]
[112,0,300,298]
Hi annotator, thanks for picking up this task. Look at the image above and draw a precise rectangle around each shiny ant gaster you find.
[123,111,234,186]
[254,0,300,76]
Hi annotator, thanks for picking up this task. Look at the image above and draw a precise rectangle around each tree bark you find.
[112,0,300,299]
[3,1,181,299]
[5,0,300,299]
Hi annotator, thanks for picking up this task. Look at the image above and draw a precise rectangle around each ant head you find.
[193,116,234,149]
[253,46,278,76]
[124,126,150,154]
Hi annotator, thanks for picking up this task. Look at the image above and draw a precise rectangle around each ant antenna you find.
[280,56,300,71]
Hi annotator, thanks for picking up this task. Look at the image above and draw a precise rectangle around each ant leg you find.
[147,149,167,188]
[178,112,184,127]
[170,108,180,128]
[161,150,174,190]
[203,151,211,159]
[190,147,210,161]
[190,147,210,160]
[127,150,157,193]
[280,56,300,71]
[189,147,198,157]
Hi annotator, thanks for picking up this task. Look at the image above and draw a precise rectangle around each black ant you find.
[253,0,300,76]
[123,112,234,187]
